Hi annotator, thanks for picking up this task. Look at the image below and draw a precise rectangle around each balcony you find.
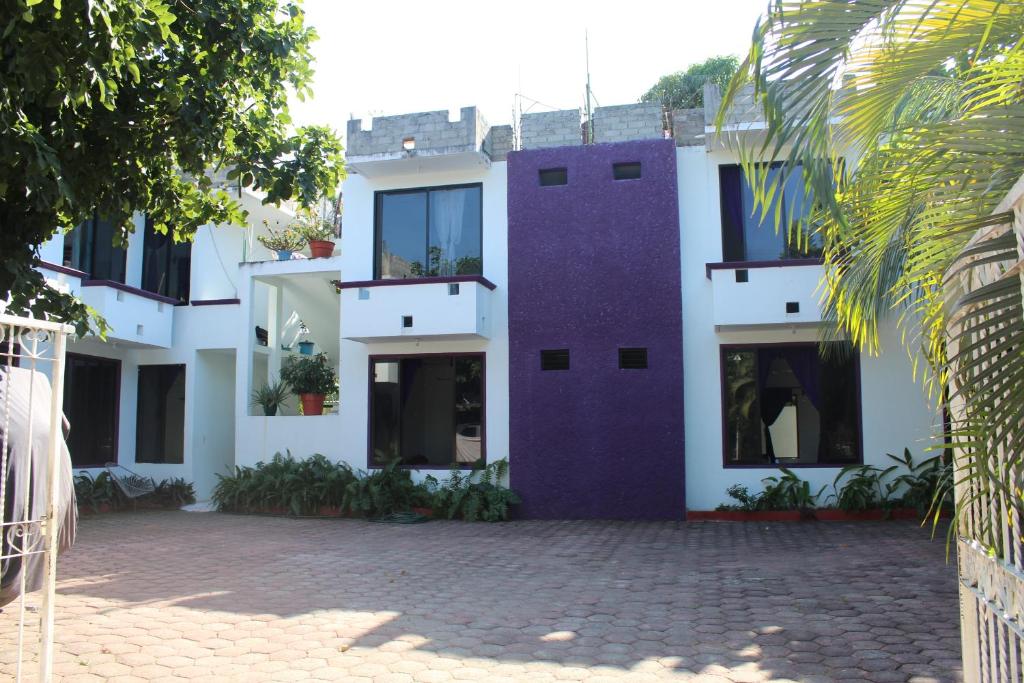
[80,280,177,348]
[706,260,825,329]
[339,275,495,343]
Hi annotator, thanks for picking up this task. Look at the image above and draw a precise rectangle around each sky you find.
[288,0,769,140]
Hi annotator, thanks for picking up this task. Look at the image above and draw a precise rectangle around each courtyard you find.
[1,512,962,682]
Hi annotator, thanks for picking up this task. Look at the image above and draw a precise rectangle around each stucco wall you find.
[507,139,685,519]
[676,146,939,510]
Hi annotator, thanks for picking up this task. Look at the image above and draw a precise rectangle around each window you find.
[370,355,484,468]
[374,184,482,279]
[539,168,568,186]
[721,343,860,467]
[618,347,648,370]
[141,218,191,303]
[63,212,127,282]
[613,162,642,180]
[540,349,570,371]
[63,354,120,468]
[719,164,823,262]
[136,364,186,464]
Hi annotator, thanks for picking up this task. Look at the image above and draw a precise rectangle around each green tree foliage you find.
[640,55,739,110]
[1,0,346,333]
[719,0,1024,547]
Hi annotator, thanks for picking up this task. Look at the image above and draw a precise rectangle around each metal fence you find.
[948,175,1024,682]
[0,312,71,681]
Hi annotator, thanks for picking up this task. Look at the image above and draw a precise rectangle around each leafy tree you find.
[640,55,739,110]
[1,0,346,333]
[719,1,1024,544]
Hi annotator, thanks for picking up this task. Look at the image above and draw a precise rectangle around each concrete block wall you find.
[346,106,484,158]
[592,103,664,143]
[671,108,705,146]
[521,109,582,149]
[484,125,514,161]
[704,83,761,126]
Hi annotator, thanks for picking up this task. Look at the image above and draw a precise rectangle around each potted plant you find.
[294,213,337,258]
[250,379,290,416]
[257,224,305,261]
[279,353,336,416]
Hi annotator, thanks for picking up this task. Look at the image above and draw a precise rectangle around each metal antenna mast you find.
[585,30,593,144]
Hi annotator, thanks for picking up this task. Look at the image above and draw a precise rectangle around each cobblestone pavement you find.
[1,512,962,682]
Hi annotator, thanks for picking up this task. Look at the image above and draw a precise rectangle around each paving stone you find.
[0,512,963,682]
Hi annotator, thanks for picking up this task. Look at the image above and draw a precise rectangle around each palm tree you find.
[717,0,1024,550]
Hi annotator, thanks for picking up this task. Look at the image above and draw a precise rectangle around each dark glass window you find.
[375,184,482,279]
[141,218,191,303]
[136,364,186,464]
[722,344,860,467]
[63,212,127,282]
[613,162,642,180]
[64,354,120,468]
[370,355,484,468]
[539,168,568,186]
[719,164,823,262]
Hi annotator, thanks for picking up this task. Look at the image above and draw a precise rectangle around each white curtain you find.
[431,190,465,274]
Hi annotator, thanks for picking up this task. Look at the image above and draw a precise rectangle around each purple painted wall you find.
[507,139,685,519]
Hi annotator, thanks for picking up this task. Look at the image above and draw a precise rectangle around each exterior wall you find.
[592,103,664,143]
[521,109,581,150]
[709,263,825,327]
[507,139,685,519]
[347,107,485,159]
[677,145,939,510]
[671,108,704,147]
[335,163,510,477]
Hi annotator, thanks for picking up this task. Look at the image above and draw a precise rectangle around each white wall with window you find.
[678,145,940,510]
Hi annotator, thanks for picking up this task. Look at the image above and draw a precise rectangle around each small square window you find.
[540,349,570,371]
[735,269,749,283]
[786,301,800,314]
[618,347,648,370]
[402,315,413,328]
[448,283,460,296]
[539,168,568,186]
[613,162,642,180]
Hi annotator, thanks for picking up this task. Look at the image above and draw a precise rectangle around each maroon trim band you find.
[81,279,181,305]
[38,261,88,278]
[191,298,241,306]
[705,258,825,279]
[337,274,497,291]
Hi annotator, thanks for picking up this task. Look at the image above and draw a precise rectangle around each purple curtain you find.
[719,166,746,261]
[757,347,821,410]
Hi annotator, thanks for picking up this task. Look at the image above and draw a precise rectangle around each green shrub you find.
[211,452,357,515]
[828,464,898,512]
[74,471,122,512]
[152,478,196,507]
[716,469,823,512]
[342,459,430,519]
[425,459,520,522]
[885,448,954,516]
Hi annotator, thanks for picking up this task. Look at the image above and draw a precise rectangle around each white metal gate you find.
[948,175,1024,682]
[0,313,71,681]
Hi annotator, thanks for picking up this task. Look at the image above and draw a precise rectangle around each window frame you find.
[64,211,128,283]
[372,182,484,280]
[718,341,863,469]
[141,217,192,304]
[366,352,486,470]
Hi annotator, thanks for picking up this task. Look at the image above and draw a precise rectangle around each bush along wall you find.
[211,453,520,522]
[74,472,196,513]
[698,450,954,522]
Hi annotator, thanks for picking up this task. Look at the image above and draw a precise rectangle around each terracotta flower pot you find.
[300,393,325,416]
[308,240,335,258]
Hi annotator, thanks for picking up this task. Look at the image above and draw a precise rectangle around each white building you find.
[31,89,938,516]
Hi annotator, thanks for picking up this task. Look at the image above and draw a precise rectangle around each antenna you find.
[585,30,593,144]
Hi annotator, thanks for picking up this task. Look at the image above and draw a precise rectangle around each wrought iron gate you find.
[0,312,71,681]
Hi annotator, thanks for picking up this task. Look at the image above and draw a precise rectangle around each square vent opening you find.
[402,315,413,328]
[618,347,648,370]
[539,168,568,186]
[786,301,800,314]
[540,349,570,371]
[613,162,642,180]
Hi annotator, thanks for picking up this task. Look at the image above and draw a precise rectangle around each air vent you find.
[402,315,413,328]
[539,168,568,186]
[613,162,642,180]
[735,269,749,283]
[448,283,460,296]
[786,302,800,314]
[618,347,648,370]
[540,349,570,371]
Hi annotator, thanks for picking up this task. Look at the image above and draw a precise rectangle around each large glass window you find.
[141,218,191,303]
[63,212,127,282]
[719,164,823,262]
[374,185,482,279]
[136,364,186,464]
[64,354,120,468]
[370,355,484,468]
[721,344,860,467]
